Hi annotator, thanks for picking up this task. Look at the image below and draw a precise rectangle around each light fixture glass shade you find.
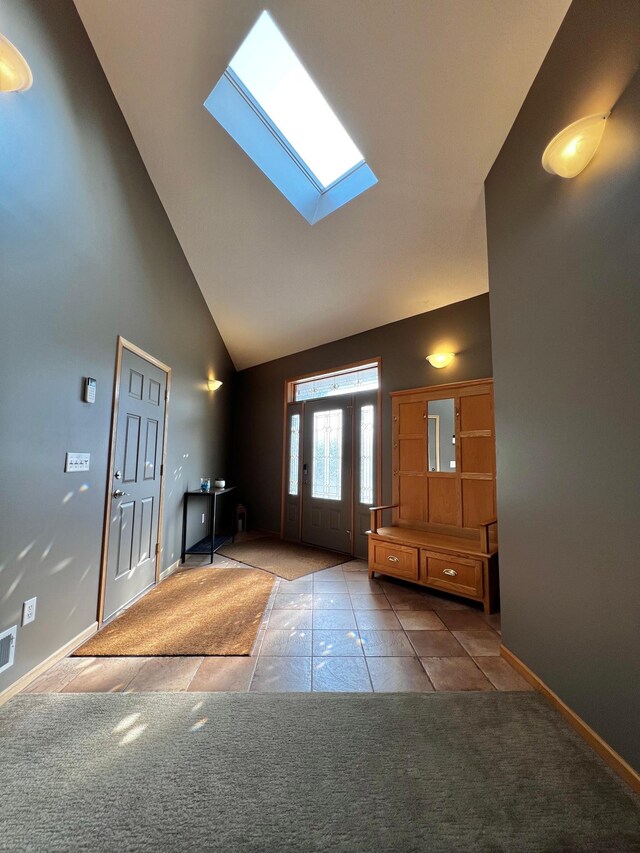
[0,33,33,93]
[426,352,455,369]
[207,379,223,391]
[542,113,609,178]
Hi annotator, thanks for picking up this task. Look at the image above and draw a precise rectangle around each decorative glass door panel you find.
[312,409,343,500]
[301,399,352,553]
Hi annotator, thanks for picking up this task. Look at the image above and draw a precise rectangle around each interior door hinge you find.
[155,543,161,556]
[160,463,164,477]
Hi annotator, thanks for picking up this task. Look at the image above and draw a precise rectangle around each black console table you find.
[181,487,236,564]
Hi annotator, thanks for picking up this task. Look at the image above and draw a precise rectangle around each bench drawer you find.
[423,552,483,598]
[372,542,418,580]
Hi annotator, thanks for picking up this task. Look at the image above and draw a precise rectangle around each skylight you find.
[229,11,363,189]
[204,11,377,224]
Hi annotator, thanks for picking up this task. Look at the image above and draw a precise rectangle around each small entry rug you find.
[218,536,351,580]
[74,567,274,656]
[1,693,638,852]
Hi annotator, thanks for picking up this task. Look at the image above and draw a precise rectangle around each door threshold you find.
[102,580,155,627]
[299,539,353,557]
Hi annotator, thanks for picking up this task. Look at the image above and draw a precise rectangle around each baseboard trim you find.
[501,644,639,794]
[160,558,181,580]
[0,622,99,707]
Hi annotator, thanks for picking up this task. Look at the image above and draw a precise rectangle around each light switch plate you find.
[65,452,90,472]
[22,597,37,626]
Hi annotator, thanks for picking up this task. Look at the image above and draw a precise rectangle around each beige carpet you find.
[218,536,351,580]
[74,567,274,656]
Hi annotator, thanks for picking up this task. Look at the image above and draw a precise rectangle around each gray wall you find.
[233,295,492,533]
[485,0,640,770]
[0,0,234,692]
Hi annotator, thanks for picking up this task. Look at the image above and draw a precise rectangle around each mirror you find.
[427,398,456,472]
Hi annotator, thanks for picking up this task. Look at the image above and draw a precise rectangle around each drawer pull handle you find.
[443,568,458,577]
[387,556,400,564]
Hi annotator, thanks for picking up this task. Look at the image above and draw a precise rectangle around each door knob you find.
[112,489,129,498]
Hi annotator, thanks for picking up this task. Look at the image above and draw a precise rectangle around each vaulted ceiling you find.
[74,0,570,369]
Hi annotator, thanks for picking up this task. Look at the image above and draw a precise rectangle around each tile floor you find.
[23,555,531,695]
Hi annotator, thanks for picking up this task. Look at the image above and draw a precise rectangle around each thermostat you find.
[83,377,96,404]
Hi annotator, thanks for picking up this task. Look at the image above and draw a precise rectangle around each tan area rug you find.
[74,568,274,657]
[218,537,350,580]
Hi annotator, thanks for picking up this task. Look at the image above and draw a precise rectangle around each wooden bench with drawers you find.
[367,376,500,613]
[368,506,499,613]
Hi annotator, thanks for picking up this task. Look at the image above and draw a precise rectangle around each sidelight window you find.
[359,405,375,505]
[288,413,300,496]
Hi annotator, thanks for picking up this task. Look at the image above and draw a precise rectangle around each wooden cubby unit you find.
[368,379,499,613]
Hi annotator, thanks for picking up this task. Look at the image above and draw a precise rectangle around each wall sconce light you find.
[0,33,33,93]
[542,112,610,178]
[207,379,223,392]
[426,352,455,369]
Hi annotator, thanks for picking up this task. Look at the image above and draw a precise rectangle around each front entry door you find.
[301,397,353,554]
[103,346,168,621]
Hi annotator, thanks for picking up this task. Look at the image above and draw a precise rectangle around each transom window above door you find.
[289,362,379,402]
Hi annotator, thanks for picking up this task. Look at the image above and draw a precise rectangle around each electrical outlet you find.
[201,513,206,524]
[22,597,37,626]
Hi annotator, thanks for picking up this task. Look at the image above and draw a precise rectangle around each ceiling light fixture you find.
[542,112,610,178]
[426,352,455,369]
[0,33,33,93]
[207,379,223,392]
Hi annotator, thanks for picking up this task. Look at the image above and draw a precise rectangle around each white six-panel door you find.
[103,347,167,621]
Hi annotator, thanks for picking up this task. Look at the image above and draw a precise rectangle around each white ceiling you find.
[74,0,569,369]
